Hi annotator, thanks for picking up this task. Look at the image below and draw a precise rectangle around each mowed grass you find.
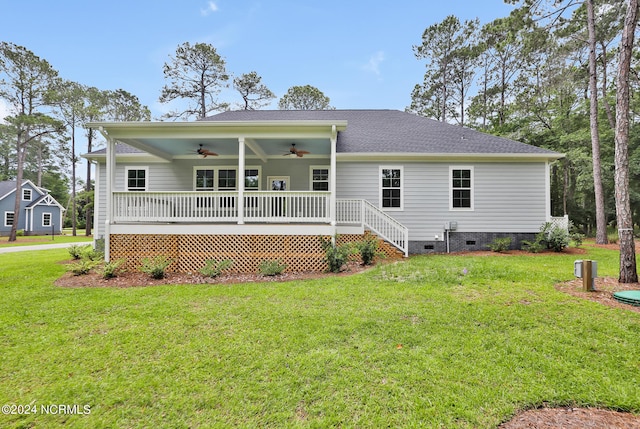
[1,246,639,428]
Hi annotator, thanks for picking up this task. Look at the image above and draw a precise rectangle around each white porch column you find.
[330,125,337,227]
[237,137,245,225]
[105,135,116,262]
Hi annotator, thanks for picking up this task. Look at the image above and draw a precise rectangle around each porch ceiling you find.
[88,120,346,159]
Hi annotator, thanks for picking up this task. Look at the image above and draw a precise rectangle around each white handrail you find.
[336,199,409,256]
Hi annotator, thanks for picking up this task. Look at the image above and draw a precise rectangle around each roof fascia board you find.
[336,152,564,162]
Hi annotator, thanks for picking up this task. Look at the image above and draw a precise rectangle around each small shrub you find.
[67,259,100,276]
[521,239,545,253]
[200,259,234,278]
[355,236,381,266]
[521,222,569,253]
[487,237,512,253]
[321,236,353,273]
[258,259,287,276]
[570,232,585,247]
[16,229,24,237]
[100,259,126,279]
[139,256,173,279]
[68,244,91,260]
[82,247,104,261]
[608,232,619,244]
[547,226,570,252]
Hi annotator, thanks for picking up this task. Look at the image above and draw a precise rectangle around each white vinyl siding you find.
[338,161,549,241]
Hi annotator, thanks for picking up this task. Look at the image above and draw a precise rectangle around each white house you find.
[84,109,564,273]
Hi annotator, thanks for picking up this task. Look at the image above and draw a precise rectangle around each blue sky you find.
[0,0,516,121]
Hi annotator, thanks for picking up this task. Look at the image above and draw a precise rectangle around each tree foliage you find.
[159,42,229,120]
[233,71,275,110]
[278,85,334,110]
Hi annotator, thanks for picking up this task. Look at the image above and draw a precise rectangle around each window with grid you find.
[311,168,329,191]
[244,169,260,190]
[126,168,147,191]
[195,169,215,191]
[4,212,14,227]
[22,189,32,201]
[218,169,237,190]
[381,167,403,209]
[42,213,52,227]
[451,168,473,210]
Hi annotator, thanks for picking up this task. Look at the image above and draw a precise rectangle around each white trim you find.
[309,165,330,191]
[22,188,32,201]
[124,166,149,192]
[379,166,404,211]
[42,212,52,227]
[4,211,14,227]
[109,223,335,236]
[93,162,101,240]
[449,166,474,211]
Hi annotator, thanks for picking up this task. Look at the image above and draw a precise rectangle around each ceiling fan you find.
[283,143,310,158]
[194,144,218,158]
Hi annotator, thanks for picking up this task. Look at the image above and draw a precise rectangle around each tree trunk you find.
[599,41,616,130]
[9,136,26,242]
[71,115,77,236]
[614,0,639,283]
[587,0,609,245]
[85,130,93,236]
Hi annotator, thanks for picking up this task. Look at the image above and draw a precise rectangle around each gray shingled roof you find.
[85,110,560,157]
[0,180,17,199]
[86,143,146,156]
[204,109,559,155]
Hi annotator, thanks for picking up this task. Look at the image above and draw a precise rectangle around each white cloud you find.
[362,51,385,76]
[201,1,219,16]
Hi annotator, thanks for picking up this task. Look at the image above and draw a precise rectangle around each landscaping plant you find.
[487,236,512,252]
[139,255,173,279]
[320,235,353,272]
[355,236,380,265]
[258,259,287,276]
[199,259,234,278]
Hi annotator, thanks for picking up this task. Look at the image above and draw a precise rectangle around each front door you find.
[267,176,290,218]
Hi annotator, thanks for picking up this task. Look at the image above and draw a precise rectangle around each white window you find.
[244,168,261,190]
[450,166,474,211]
[194,168,215,191]
[22,188,32,201]
[310,167,330,191]
[218,169,237,190]
[42,212,52,227]
[380,166,403,210]
[4,212,14,227]
[125,167,148,191]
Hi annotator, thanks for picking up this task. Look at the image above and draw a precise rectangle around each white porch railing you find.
[112,191,330,223]
[112,192,408,256]
[244,191,330,222]
[336,199,409,256]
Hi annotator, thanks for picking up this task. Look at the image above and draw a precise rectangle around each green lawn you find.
[1,246,639,428]
[0,234,92,248]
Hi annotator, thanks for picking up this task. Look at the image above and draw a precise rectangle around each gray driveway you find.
[0,242,91,254]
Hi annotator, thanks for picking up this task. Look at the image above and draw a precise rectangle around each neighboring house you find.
[84,109,564,273]
[0,180,65,236]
